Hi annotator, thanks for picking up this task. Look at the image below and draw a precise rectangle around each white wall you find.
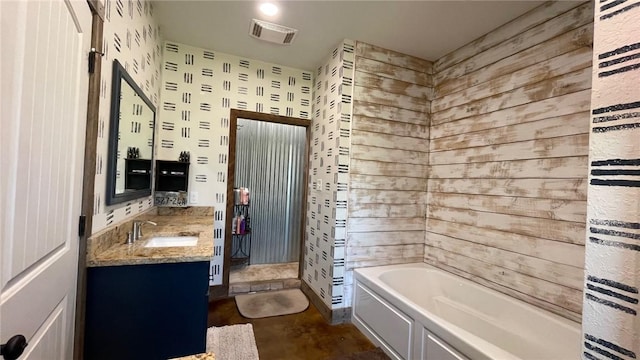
[583,1,640,357]
[91,0,163,233]
[303,39,355,310]
[158,42,313,284]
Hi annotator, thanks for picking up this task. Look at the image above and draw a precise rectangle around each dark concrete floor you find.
[208,297,377,360]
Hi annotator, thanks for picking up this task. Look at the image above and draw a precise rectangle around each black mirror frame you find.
[105,59,156,206]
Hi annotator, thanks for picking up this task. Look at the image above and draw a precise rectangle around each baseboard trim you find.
[300,280,351,325]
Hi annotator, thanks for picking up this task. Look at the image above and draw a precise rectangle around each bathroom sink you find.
[144,236,198,248]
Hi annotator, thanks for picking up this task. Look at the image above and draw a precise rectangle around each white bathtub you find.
[352,263,580,360]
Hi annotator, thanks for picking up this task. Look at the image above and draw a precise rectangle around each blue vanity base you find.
[84,261,209,360]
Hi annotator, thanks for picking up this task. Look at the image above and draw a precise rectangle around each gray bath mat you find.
[235,288,309,318]
[206,323,259,360]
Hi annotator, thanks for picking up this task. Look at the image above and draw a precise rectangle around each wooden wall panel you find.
[427,193,586,223]
[426,218,585,268]
[352,101,428,125]
[352,116,428,140]
[435,67,592,124]
[350,145,428,165]
[434,2,592,84]
[351,130,429,152]
[348,244,424,268]
[431,112,590,151]
[349,204,426,218]
[425,233,584,290]
[347,42,432,270]
[351,159,429,178]
[433,47,592,113]
[429,156,589,179]
[427,2,593,322]
[428,178,588,200]
[348,231,425,247]
[429,177,587,200]
[430,134,589,165]
[355,57,432,86]
[349,189,427,205]
[428,206,586,244]
[357,42,433,73]
[434,1,581,72]
[354,86,430,113]
[431,89,591,137]
[349,174,426,191]
[356,71,433,99]
[437,24,593,96]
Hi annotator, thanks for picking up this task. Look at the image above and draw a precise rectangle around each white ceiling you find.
[154,1,545,71]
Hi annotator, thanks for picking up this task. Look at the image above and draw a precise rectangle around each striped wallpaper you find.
[303,39,356,310]
[158,42,313,285]
[582,1,640,358]
[92,0,162,233]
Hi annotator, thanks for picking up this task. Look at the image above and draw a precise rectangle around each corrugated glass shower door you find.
[235,118,306,264]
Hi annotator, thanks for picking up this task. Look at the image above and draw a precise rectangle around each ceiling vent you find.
[249,19,298,45]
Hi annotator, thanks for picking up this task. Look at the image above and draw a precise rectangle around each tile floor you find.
[229,262,299,283]
[208,297,377,360]
[229,262,300,295]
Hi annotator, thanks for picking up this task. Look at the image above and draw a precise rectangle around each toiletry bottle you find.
[232,214,237,234]
[241,187,250,205]
[236,213,243,234]
[233,188,241,205]
[240,215,246,234]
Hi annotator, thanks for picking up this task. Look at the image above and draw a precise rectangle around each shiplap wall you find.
[426,1,593,322]
[347,42,433,274]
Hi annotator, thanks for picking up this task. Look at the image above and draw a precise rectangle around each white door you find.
[0,0,91,358]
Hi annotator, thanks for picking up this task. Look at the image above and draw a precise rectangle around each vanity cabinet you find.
[84,261,209,360]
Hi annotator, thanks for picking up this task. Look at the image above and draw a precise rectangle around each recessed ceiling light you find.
[259,3,279,16]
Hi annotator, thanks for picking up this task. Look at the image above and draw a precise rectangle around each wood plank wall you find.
[347,42,433,269]
[426,1,593,322]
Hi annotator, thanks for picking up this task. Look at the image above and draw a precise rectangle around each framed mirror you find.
[106,60,156,205]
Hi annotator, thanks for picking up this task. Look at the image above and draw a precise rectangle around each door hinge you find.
[88,48,104,74]
[78,215,87,237]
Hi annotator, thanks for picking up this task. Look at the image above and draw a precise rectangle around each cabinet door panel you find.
[85,262,209,359]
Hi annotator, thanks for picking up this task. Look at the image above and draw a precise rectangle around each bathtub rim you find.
[352,262,581,360]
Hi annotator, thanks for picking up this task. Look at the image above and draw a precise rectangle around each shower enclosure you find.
[234,118,307,264]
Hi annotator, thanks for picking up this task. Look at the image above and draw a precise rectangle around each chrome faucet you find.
[132,220,157,241]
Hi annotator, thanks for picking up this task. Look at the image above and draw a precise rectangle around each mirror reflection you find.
[106,60,155,205]
[115,77,154,193]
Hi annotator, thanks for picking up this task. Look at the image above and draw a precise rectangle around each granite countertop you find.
[86,213,214,267]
